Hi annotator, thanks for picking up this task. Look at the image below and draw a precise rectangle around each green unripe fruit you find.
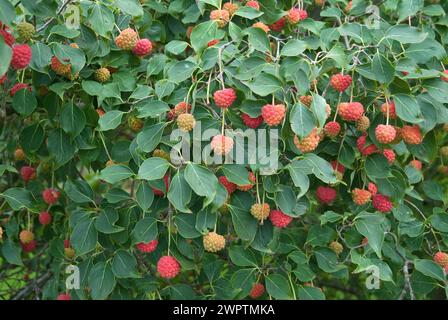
[17,22,35,41]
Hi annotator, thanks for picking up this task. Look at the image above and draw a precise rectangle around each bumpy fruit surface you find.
[210,10,230,28]
[269,210,293,228]
[330,73,352,92]
[294,128,320,153]
[380,101,397,119]
[402,125,422,144]
[246,1,260,10]
[441,70,448,82]
[211,135,234,155]
[133,39,152,56]
[214,88,237,108]
[10,83,30,97]
[128,116,144,132]
[286,8,308,24]
[115,28,138,50]
[65,248,75,259]
[236,171,256,191]
[409,160,422,170]
[14,148,26,161]
[20,166,36,182]
[94,67,111,83]
[0,28,14,46]
[331,160,345,174]
[39,211,52,225]
[261,104,286,126]
[17,22,35,41]
[357,134,378,156]
[219,176,237,194]
[329,241,343,255]
[241,113,263,128]
[250,203,270,222]
[368,182,377,195]
[433,252,448,267]
[223,2,239,15]
[356,116,370,132]
[316,186,336,204]
[153,149,171,162]
[157,256,181,279]
[270,17,286,32]
[440,146,448,157]
[203,232,226,252]
[177,113,196,132]
[51,56,71,78]
[136,240,158,253]
[372,194,393,213]
[22,240,36,253]
[11,44,32,69]
[324,121,341,138]
[253,22,270,33]
[352,188,371,205]
[299,95,313,107]
[42,188,61,205]
[338,102,364,121]
[375,124,396,144]
[19,230,34,244]
[57,294,71,301]
[383,149,395,164]
[249,283,265,299]
[174,102,192,116]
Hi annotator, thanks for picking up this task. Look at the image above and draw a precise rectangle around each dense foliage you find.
[1,0,448,300]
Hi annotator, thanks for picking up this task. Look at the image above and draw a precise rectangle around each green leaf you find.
[64,180,94,204]
[88,3,115,37]
[365,154,390,179]
[190,21,220,53]
[95,208,124,234]
[243,27,270,52]
[88,261,116,300]
[19,124,45,153]
[167,171,192,213]
[135,181,154,211]
[298,286,325,300]
[371,53,395,84]
[384,25,427,44]
[243,73,282,97]
[100,165,134,184]
[184,163,218,203]
[1,240,23,266]
[167,60,197,83]
[422,180,445,202]
[138,157,170,180]
[136,123,165,153]
[2,188,33,211]
[393,94,422,123]
[228,246,257,267]
[98,110,125,131]
[165,40,189,55]
[53,43,86,74]
[47,129,76,167]
[290,103,315,139]
[314,248,345,273]
[132,217,158,243]
[397,0,424,22]
[115,0,143,16]
[414,259,445,282]
[112,250,138,278]
[0,0,16,26]
[222,164,250,185]
[29,42,51,73]
[12,89,37,116]
[234,6,264,19]
[71,215,98,255]
[281,39,307,57]
[60,102,86,137]
[0,37,12,76]
[355,213,385,258]
[175,213,201,239]
[265,274,293,300]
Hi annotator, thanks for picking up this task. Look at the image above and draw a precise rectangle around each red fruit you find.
[0,74,6,85]
[316,186,337,204]
[330,73,352,92]
[380,101,397,119]
[402,125,422,145]
[214,88,237,108]
[152,175,169,196]
[42,188,61,205]
[331,160,345,174]
[210,9,230,28]
[0,29,15,46]
[410,160,422,170]
[21,240,37,253]
[157,255,181,279]
[57,293,71,301]
[39,211,52,225]
[136,240,158,253]
[237,171,256,191]
[207,39,220,47]
[11,44,32,69]
[132,39,152,57]
[269,210,293,228]
[293,128,320,153]
[270,17,286,32]
[357,134,378,156]
[246,1,260,10]
[64,239,70,248]
[20,166,36,182]
[324,121,341,138]
[338,102,364,121]
[383,149,395,164]
[173,101,192,116]
[352,188,371,205]
[368,182,377,195]
[433,252,448,267]
[218,176,237,194]
[249,283,265,299]
[10,83,30,97]
[115,28,138,50]
[286,8,308,24]
[261,104,286,126]
[375,124,396,144]
[211,134,234,155]
[241,113,263,129]
[372,194,393,213]
[441,70,448,82]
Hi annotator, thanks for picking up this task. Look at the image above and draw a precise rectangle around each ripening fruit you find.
[299,95,313,107]
[375,124,396,144]
[286,8,308,24]
[356,116,370,132]
[330,73,352,92]
[22,240,37,253]
[11,44,32,69]
[157,255,181,279]
[352,188,371,205]
[368,182,377,196]
[19,230,34,244]
[57,293,71,300]
[331,160,345,175]
[174,101,192,116]
[357,133,378,156]
[10,83,30,97]
[261,104,286,126]
[39,211,52,225]
[210,10,230,28]
[441,70,448,82]
[51,56,72,78]
[372,194,393,213]
[316,186,337,204]
[338,102,364,121]
[42,188,61,205]
[269,17,286,32]
[115,28,138,50]
[136,240,158,253]
[329,241,343,255]
[17,22,35,41]
[250,203,270,222]
[94,67,111,83]
[0,28,15,46]
[14,148,26,161]
[69,43,79,49]
[219,176,237,194]
[433,251,448,267]
[440,146,448,157]
[246,1,260,10]
[269,210,293,228]
[402,125,423,145]
[128,116,144,132]
[203,232,226,252]
[249,283,265,299]
[236,171,256,191]
[153,149,171,162]
[324,121,341,138]
[211,134,234,155]
[252,22,270,33]
[132,39,152,57]
[380,101,397,119]
[214,88,237,108]
[223,2,239,15]
[241,113,263,129]
[345,1,353,13]
[383,149,395,164]
[65,247,75,259]
[409,160,422,170]
[207,39,219,47]
[294,128,320,153]
[177,113,196,132]
[20,166,36,182]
